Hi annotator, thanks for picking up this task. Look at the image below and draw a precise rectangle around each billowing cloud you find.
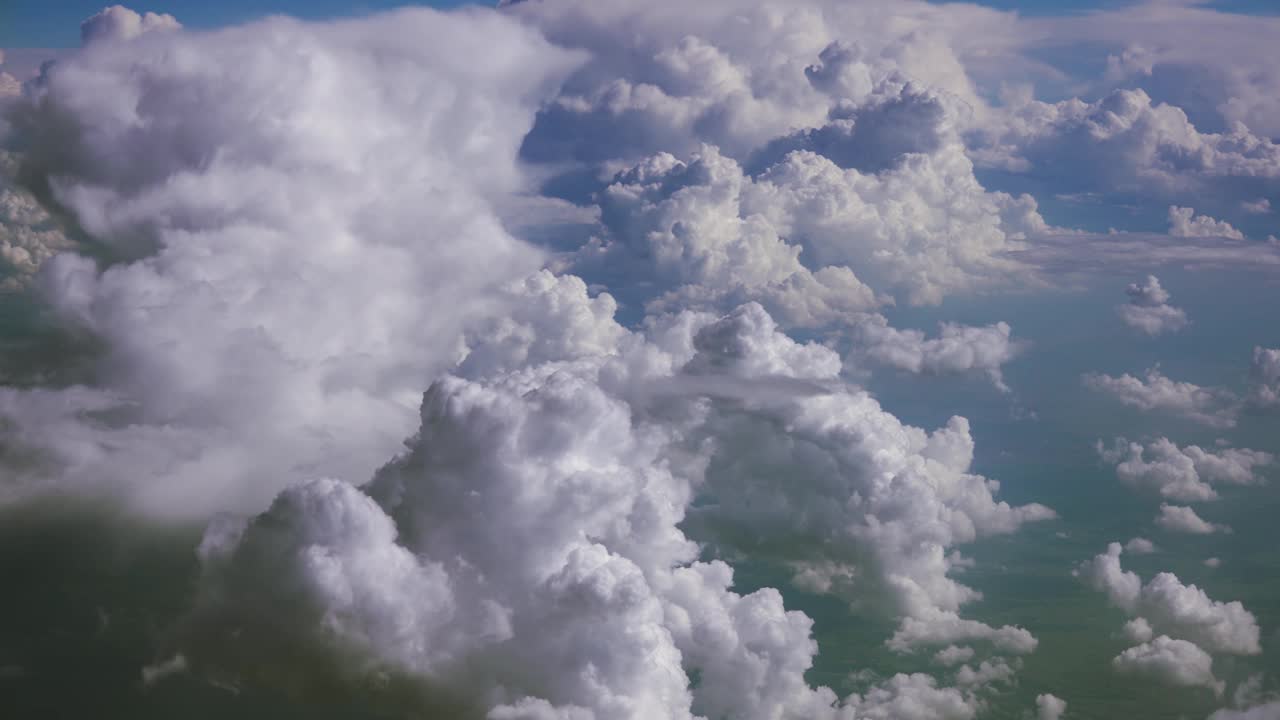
[1169,206,1246,241]
[1097,437,1273,502]
[849,316,1024,391]
[1156,504,1231,535]
[1077,543,1259,655]
[1248,346,1280,409]
[80,5,182,45]
[1083,367,1239,428]
[1036,693,1067,720]
[1112,636,1223,694]
[1117,275,1188,336]
[1125,537,1157,554]
[0,8,585,516]
[182,295,1051,718]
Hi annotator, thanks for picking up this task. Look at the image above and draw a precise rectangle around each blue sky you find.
[3,0,1278,48]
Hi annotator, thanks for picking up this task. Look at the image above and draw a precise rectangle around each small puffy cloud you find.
[846,673,981,720]
[1156,504,1230,535]
[1112,636,1223,695]
[1125,538,1158,554]
[1117,275,1188,336]
[850,316,1025,391]
[1078,543,1260,655]
[1097,437,1273,502]
[1169,206,1246,241]
[1241,198,1271,215]
[1124,617,1154,644]
[1083,367,1239,428]
[1248,346,1280,408]
[933,645,975,667]
[1036,693,1067,720]
[1204,557,1221,568]
[80,5,182,46]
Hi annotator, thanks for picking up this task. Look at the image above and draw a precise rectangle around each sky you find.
[2,2,1280,719]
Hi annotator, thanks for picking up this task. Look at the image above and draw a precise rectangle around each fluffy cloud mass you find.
[1117,275,1188,336]
[849,316,1023,391]
[1083,367,1239,428]
[0,7,580,515]
[1098,437,1273,502]
[1078,543,1260,656]
[5,0,1280,717]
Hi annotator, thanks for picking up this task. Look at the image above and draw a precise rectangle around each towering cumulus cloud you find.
[1,8,580,515]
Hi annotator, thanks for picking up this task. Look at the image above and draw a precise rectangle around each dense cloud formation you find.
[1118,275,1188,336]
[3,0,1280,718]
[185,293,1052,718]
[0,8,580,515]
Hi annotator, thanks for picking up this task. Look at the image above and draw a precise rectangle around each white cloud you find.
[933,645,975,667]
[1248,346,1280,408]
[1097,437,1273,502]
[178,293,1050,718]
[1125,538,1157,554]
[849,316,1024,391]
[80,5,182,45]
[1241,198,1271,215]
[0,7,583,517]
[1083,367,1239,428]
[1156,504,1231,535]
[1117,275,1188,336]
[1124,617,1154,644]
[0,151,75,290]
[1077,543,1259,655]
[1204,558,1221,568]
[1036,693,1067,720]
[1169,206,1246,241]
[1112,636,1223,695]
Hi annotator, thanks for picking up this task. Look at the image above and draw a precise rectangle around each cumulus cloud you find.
[1117,275,1187,336]
[849,316,1024,391]
[0,7,582,516]
[1083,367,1239,428]
[80,5,182,45]
[1169,206,1246,241]
[1241,199,1271,215]
[1125,538,1157,555]
[977,88,1280,204]
[0,151,75,290]
[1077,543,1259,655]
[1036,693,1067,720]
[1248,346,1280,409]
[181,295,1051,718]
[1112,636,1223,695]
[1097,437,1273,502]
[1155,504,1231,535]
